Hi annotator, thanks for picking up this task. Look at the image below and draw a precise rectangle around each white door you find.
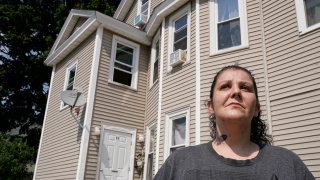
[99,129,132,180]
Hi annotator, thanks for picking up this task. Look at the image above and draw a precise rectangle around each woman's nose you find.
[231,86,241,99]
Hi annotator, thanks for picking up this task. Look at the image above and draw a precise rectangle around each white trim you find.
[143,122,156,180]
[109,35,140,90]
[209,0,249,55]
[96,123,137,180]
[195,0,201,145]
[155,20,165,173]
[258,1,273,137]
[167,3,191,72]
[45,17,99,66]
[149,30,160,89]
[60,61,78,110]
[45,11,150,66]
[75,26,103,180]
[295,0,320,34]
[164,107,190,159]
[113,0,127,19]
[145,0,189,38]
[33,66,55,180]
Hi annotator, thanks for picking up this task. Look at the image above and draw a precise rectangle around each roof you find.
[45,9,150,67]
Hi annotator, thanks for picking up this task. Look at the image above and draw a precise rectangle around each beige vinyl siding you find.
[124,2,138,26]
[56,17,89,49]
[69,17,89,37]
[124,0,164,27]
[35,33,95,180]
[150,0,164,16]
[262,0,320,178]
[84,29,149,180]
[198,0,268,145]
[156,2,196,166]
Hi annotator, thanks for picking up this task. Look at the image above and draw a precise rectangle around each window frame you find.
[137,0,150,19]
[164,107,190,159]
[60,61,78,110]
[109,35,140,90]
[149,30,160,88]
[168,4,191,71]
[143,122,156,180]
[295,0,320,34]
[209,0,249,55]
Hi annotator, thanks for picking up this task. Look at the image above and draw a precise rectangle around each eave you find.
[45,9,150,67]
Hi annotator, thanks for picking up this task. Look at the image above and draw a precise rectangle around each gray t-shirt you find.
[154,141,315,180]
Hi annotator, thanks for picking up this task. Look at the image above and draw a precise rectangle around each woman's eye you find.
[241,85,251,92]
[220,84,230,90]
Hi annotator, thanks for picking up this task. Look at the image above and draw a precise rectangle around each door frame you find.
[96,123,137,180]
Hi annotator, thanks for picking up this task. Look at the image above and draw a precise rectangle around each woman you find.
[154,65,315,180]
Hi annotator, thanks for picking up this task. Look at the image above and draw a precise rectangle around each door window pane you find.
[305,0,320,26]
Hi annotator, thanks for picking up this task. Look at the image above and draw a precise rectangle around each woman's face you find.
[208,69,260,125]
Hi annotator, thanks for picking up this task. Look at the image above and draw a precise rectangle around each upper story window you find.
[109,35,140,90]
[168,4,191,70]
[210,0,248,54]
[295,0,320,34]
[165,108,190,158]
[173,15,188,51]
[61,62,77,108]
[140,0,149,17]
[150,30,160,88]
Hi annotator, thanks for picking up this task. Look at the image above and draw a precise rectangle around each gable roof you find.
[113,0,134,21]
[45,9,150,67]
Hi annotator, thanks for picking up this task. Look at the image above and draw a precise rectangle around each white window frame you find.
[209,0,249,55]
[149,30,160,88]
[143,122,156,180]
[164,107,190,159]
[109,35,140,90]
[168,4,191,72]
[295,0,320,34]
[137,0,150,19]
[60,61,78,110]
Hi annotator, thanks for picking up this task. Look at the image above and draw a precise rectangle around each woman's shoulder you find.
[262,145,303,161]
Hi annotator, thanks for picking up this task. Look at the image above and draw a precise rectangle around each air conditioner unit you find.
[134,14,147,27]
[170,49,186,67]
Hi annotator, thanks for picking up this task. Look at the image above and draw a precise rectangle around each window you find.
[210,0,248,54]
[295,0,320,34]
[61,62,77,108]
[173,15,188,51]
[150,30,160,88]
[168,4,191,69]
[144,124,156,180]
[165,108,190,158]
[110,36,140,89]
[141,0,149,17]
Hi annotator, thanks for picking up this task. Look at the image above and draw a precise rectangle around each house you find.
[33,0,320,179]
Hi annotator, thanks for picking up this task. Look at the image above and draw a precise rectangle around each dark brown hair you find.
[209,65,272,145]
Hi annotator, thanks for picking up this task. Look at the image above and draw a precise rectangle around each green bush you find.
[0,133,34,180]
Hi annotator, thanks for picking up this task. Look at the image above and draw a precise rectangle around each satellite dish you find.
[60,89,86,107]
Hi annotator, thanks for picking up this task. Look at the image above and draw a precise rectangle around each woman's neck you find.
[213,123,259,160]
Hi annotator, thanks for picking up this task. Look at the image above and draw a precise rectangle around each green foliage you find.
[0,0,119,178]
[0,133,35,180]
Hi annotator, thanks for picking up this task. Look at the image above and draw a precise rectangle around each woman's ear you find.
[207,100,214,114]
